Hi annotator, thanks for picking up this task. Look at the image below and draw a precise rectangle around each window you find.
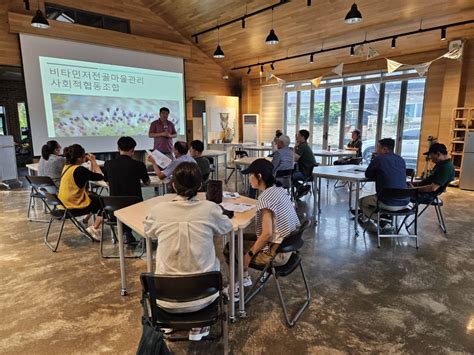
[0,106,6,135]
[45,3,130,33]
[284,71,427,170]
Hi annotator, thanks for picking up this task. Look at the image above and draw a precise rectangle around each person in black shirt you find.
[103,137,150,243]
[334,129,363,165]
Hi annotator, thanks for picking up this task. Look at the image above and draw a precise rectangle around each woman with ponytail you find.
[38,140,65,183]
[58,144,104,241]
[143,162,233,341]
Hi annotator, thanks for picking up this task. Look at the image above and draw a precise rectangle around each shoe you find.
[223,285,240,302]
[86,226,101,242]
[123,232,136,245]
[161,328,174,335]
[243,275,252,287]
[379,219,392,229]
[350,208,363,216]
[189,326,210,341]
[295,185,311,199]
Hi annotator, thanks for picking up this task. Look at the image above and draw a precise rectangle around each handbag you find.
[206,180,223,204]
[137,294,172,355]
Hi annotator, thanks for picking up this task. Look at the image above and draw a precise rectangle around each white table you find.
[244,146,273,157]
[26,160,105,175]
[312,165,368,235]
[202,150,227,180]
[313,149,357,165]
[114,192,257,321]
[90,175,170,195]
[233,157,272,192]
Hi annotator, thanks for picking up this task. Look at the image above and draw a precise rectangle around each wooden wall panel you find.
[260,85,284,143]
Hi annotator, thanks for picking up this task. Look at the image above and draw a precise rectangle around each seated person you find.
[410,143,454,202]
[148,141,196,180]
[143,162,233,341]
[227,159,300,298]
[38,140,65,184]
[58,144,104,241]
[103,136,150,243]
[272,134,294,176]
[189,140,211,187]
[334,129,362,165]
[359,138,409,222]
[292,129,316,198]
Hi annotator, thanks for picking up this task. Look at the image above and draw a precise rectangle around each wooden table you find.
[313,149,357,165]
[202,149,227,180]
[312,165,368,235]
[114,192,257,321]
[90,175,170,195]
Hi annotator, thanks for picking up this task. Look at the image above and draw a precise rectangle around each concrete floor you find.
[0,171,473,354]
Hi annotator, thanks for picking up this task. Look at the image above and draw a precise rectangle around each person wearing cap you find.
[410,143,454,200]
[225,158,300,299]
[334,129,363,165]
[358,138,409,223]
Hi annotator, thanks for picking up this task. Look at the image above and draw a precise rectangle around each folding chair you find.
[140,271,229,354]
[293,164,318,200]
[245,220,311,327]
[224,148,248,185]
[407,184,448,234]
[363,188,419,248]
[25,175,58,222]
[406,168,416,183]
[275,169,294,200]
[41,190,95,252]
[99,196,144,259]
[207,157,216,180]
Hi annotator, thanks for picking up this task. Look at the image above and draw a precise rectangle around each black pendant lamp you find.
[344,2,362,24]
[31,0,50,29]
[265,8,279,45]
[213,27,225,58]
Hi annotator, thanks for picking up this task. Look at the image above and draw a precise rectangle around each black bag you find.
[206,180,223,204]
[137,296,172,355]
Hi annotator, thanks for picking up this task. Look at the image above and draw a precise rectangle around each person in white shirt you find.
[143,162,233,341]
[38,140,65,184]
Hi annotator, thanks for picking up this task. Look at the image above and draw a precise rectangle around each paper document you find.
[341,167,367,174]
[148,150,172,169]
[220,202,255,213]
[223,191,240,199]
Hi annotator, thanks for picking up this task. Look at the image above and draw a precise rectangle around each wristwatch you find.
[247,250,255,257]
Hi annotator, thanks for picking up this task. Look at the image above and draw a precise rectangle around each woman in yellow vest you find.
[58,144,104,241]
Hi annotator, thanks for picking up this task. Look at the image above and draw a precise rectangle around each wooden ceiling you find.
[140,0,474,77]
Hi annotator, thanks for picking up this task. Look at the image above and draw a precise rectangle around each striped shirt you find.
[255,185,300,244]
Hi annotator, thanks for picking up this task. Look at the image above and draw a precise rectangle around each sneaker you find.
[86,226,101,242]
[161,328,174,335]
[295,185,311,199]
[223,285,240,302]
[243,275,252,287]
[189,326,210,341]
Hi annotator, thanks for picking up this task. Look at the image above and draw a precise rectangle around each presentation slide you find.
[19,34,185,155]
[39,57,184,138]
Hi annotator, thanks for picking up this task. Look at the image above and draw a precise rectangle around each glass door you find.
[361,83,380,162]
[312,89,326,150]
[343,85,361,146]
[381,81,402,147]
[325,87,342,150]
[285,92,297,144]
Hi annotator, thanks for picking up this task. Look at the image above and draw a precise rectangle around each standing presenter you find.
[148,107,177,159]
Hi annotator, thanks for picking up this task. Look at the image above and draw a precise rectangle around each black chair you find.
[275,169,294,199]
[363,188,419,248]
[207,157,216,180]
[25,175,58,223]
[100,196,143,259]
[406,168,416,183]
[407,184,448,234]
[140,271,229,353]
[224,148,248,184]
[41,190,94,252]
[293,164,318,200]
[245,220,311,327]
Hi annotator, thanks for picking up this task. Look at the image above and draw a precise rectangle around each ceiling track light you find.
[241,18,245,29]
[247,67,251,75]
[270,62,275,70]
[260,65,264,73]
[213,26,224,58]
[345,2,362,24]
[194,36,198,43]
[31,0,50,29]
[441,27,447,40]
[307,0,312,5]
[24,0,30,10]
[265,8,279,45]
[350,45,355,56]
[310,53,314,63]
[391,37,397,49]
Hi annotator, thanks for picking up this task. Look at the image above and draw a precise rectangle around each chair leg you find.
[272,262,311,327]
[434,204,447,234]
[27,192,33,220]
[44,215,66,252]
[377,211,381,248]
[100,224,145,259]
[224,169,234,184]
[244,265,272,305]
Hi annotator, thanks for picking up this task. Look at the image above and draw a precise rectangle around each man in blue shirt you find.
[359,138,409,221]
[272,135,294,175]
[148,141,196,180]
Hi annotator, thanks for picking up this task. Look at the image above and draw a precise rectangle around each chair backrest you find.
[379,187,418,202]
[100,196,141,219]
[277,219,311,253]
[26,175,57,194]
[406,168,415,182]
[351,157,363,165]
[275,169,293,178]
[40,189,65,207]
[207,156,214,165]
[235,150,248,159]
[140,271,222,315]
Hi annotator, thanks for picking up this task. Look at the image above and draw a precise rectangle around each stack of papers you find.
[148,150,172,169]
[220,202,255,213]
[223,191,240,199]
